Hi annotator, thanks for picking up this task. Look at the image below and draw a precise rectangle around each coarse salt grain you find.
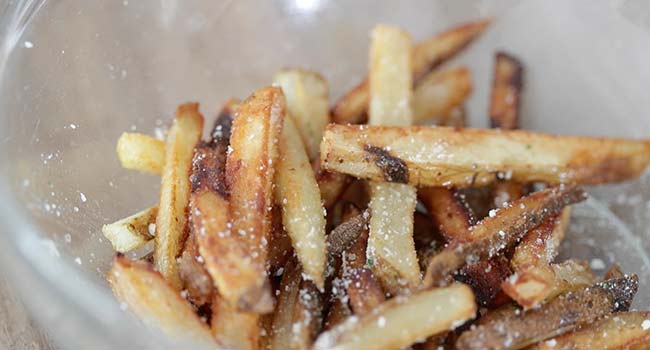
[642,319,650,330]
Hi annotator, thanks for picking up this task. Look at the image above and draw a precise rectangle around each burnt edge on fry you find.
[190,142,228,197]
[364,144,409,183]
[210,100,238,145]
[489,51,523,130]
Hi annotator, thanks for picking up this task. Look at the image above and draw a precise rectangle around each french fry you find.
[107,256,217,348]
[604,263,625,280]
[116,132,165,174]
[320,124,650,187]
[489,52,524,130]
[346,267,386,316]
[291,280,324,350]
[273,69,330,161]
[413,67,472,125]
[365,24,420,294]
[268,205,293,274]
[423,186,586,288]
[270,260,302,350]
[312,284,477,350]
[102,206,157,253]
[315,163,353,209]
[527,311,650,350]
[419,187,475,243]
[491,181,525,208]
[154,103,204,290]
[456,275,639,350]
[209,98,239,145]
[323,296,352,331]
[331,19,491,124]
[211,293,260,350]
[458,256,512,306]
[443,104,467,128]
[275,116,327,289]
[177,233,214,307]
[225,86,285,312]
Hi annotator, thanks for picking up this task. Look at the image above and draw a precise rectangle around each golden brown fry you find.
[489,52,523,130]
[315,162,354,209]
[102,206,157,253]
[116,132,165,174]
[423,186,586,288]
[331,19,492,124]
[458,256,512,306]
[177,233,214,307]
[209,98,239,145]
[107,256,217,348]
[270,260,302,350]
[225,86,286,312]
[273,69,330,161]
[320,124,650,187]
[154,103,203,290]
[313,284,477,350]
[211,293,259,350]
[527,311,650,350]
[419,187,475,243]
[413,67,472,125]
[275,117,327,288]
[456,275,639,350]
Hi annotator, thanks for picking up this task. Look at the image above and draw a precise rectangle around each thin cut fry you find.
[154,103,203,290]
[211,293,259,350]
[274,69,330,161]
[107,256,217,348]
[419,187,475,243]
[117,132,165,174]
[102,206,157,253]
[413,67,472,125]
[456,275,639,350]
[320,124,650,187]
[225,86,285,312]
[268,205,293,274]
[291,280,323,350]
[312,284,477,350]
[489,52,524,130]
[331,19,491,124]
[346,267,386,316]
[275,116,327,289]
[423,186,586,287]
[527,311,650,350]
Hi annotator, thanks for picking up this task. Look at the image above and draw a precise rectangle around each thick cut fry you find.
[419,187,475,243]
[225,87,285,312]
[502,260,595,311]
[274,69,330,161]
[331,19,491,124]
[413,67,472,125]
[527,311,650,350]
[456,275,639,350]
[154,103,203,290]
[368,25,414,126]
[116,132,165,174]
[211,293,259,350]
[275,117,327,289]
[423,186,586,287]
[107,256,217,348]
[210,98,239,145]
[313,284,477,350]
[320,125,650,187]
[489,52,523,130]
[102,206,157,253]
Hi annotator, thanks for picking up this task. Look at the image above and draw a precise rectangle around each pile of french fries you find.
[103,19,650,350]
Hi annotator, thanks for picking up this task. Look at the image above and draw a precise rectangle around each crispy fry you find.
[346,267,386,316]
[423,186,586,288]
[291,280,324,350]
[177,233,214,306]
[210,98,239,145]
[275,116,327,288]
[274,69,330,161]
[107,256,217,348]
[413,67,472,125]
[320,124,650,187]
[456,275,639,350]
[211,293,259,350]
[419,187,475,243]
[116,132,165,174]
[154,103,204,290]
[458,256,512,306]
[102,206,157,253]
[225,86,285,312]
[270,260,302,350]
[331,19,491,124]
[489,52,523,130]
[268,205,293,274]
[313,284,477,350]
[527,311,650,350]
[315,163,354,209]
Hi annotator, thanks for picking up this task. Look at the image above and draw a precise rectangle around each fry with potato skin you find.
[320,124,650,187]
[312,284,477,350]
[107,256,217,348]
[413,67,472,125]
[154,103,204,290]
[456,275,639,350]
[117,132,166,174]
[423,186,586,288]
[331,19,492,124]
[527,311,650,350]
[102,206,157,253]
[275,116,327,289]
[489,52,524,130]
[225,86,285,313]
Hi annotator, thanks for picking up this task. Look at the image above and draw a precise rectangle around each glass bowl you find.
[1,0,649,348]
